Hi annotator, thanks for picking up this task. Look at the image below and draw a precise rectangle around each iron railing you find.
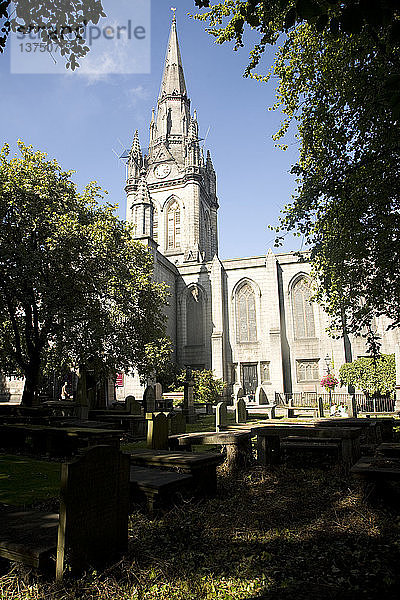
[275,392,397,414]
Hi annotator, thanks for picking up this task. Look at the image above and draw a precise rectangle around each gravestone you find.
[215,401,227,432]
[235,397,247,423]
[183,377,196,424]
[76,368,89,420]
[155,382,163,409]
[143,385,156,414]
[235,387,245,404]
[255,386,268,405]
[347,396,358,418]
[146,412,168,449]
[56,446,129,580]
[126,395,141,415]
[169,412,186,435]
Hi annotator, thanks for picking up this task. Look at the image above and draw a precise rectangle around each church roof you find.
[159,15,187,98]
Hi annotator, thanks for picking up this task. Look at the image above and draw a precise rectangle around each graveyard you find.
[1,379,400,599]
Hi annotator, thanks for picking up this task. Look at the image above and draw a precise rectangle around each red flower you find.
[321,374,339,390]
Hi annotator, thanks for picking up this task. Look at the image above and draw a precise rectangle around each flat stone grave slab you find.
[168,431,253,471]
[0,511,59,568]
[254,424,361,470]
[351,455,400,480]
[127,449,223,495]
[376,443,400,458]
[129,465,193,512]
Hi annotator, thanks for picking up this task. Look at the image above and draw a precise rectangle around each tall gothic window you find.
[153,207,158,242]
[292,277,315,338]
[236,283,257,343]
[167,200,181,250]
[186,286,204,346]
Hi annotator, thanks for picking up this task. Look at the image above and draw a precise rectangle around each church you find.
[118,15,398,403]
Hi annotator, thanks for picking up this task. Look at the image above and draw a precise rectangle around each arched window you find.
[167,200,181,250]
[236,283,257,343]
[292,277,315,338]
[153,206,158,242]
[186,286,204,346]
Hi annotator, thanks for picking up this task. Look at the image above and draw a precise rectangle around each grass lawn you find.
[0,454,61,507]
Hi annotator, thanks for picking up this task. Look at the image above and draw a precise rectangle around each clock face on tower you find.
[154,163,171,179]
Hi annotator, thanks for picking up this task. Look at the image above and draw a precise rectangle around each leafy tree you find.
[194,1,400,45]
[176,368,226,404]
[0,141,168,406]
[194,2,400,346]
[0,0,105,69]
[339,354,396,396]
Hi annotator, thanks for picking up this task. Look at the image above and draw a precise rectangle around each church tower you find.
[125,13,219,264]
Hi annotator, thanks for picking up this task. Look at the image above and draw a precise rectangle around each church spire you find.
[159,13,187,99]
[151,13,191,163]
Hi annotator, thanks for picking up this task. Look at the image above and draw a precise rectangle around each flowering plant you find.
[320,373,339,390]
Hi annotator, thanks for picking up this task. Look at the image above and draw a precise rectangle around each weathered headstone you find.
[215,401,227,432]
[126,395,141,415]
[155,382,163,409]
[56,446,129,580]
[347,395,358,418]
[169,412,186,435]
[235,397,247,423]
[255,386,268,405]
[146,412,168,449]
[75,368,89,421]
[235,387,245,403]
[183,376,196,424]
[143,385,156,414]
[317,396,325,418]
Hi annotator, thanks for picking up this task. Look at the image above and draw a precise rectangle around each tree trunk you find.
[21,353,41,407]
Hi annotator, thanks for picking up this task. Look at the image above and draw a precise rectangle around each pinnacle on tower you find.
[131,130,142,158]
[159,14,187,98]
[128,130,143,179]
[134,172,152,205]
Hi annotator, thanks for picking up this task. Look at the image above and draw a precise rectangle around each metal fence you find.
[275,392,397,414]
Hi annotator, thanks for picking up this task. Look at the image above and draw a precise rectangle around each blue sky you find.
[0,0,302,259]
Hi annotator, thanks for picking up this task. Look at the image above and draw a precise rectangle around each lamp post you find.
[325,354,332,406]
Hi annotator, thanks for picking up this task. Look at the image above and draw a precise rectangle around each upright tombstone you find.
[215,401,227,432]
[154,382,163,410]
[235,387,245,404]
[317,396,325,418]
[75,367,89,420]
[169,412,187,435]
[255,386,268,405]
[235,397,247,424]
[143,385,156,414]
[183,368,196,424]
[146,412,168,449]
[56,446,129,580]
[347,395,358,418]
[125,395,141,415]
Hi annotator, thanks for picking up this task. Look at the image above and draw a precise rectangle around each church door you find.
[242,364,258,396]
